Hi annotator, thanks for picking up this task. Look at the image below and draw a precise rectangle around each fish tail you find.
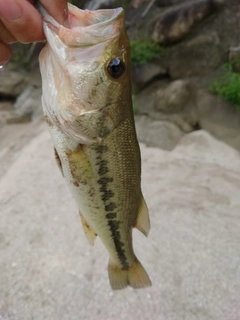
[108,258,152,290]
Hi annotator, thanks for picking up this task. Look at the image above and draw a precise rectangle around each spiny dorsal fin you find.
[79,212,97,246]
[135,194,150,237]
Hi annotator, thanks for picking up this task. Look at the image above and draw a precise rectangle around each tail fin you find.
[108,258,152,290]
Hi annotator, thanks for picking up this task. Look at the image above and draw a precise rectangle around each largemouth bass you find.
[39,3,151,290]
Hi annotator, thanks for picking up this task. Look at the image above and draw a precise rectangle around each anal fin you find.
[135,194,150,237]
[79,212,97,246]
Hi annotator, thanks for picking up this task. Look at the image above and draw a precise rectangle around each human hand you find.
[0,0,68,66]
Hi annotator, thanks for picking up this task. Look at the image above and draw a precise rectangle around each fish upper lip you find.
[39,3,124,46]
[63,5,124,30]
[39,3,123,31]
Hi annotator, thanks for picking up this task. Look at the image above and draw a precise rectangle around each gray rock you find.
[137,78,240,151]
[196,89,240,151]
[135,115,185,150]
[135,79,169,115]
[0,101,14,126]
[0,101,13,111]
[0,68,29,97]
[132,62,167,91]
[152,0,217,44]
[126,0,239,82]
[6,86,42,124]
[135,80,198,133]
[167,31,221,79]
[6,114,33,124]
[155,79,190,113]
[14,86,42,116]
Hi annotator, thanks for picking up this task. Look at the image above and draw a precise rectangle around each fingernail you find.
[0,0,23,21]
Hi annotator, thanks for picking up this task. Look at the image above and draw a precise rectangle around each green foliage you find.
[130,40,163,66]
[210,63,240,110]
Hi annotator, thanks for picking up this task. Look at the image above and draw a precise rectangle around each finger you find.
[0,0,45,44]
[0,21,16,44]
[0,42,11,65]
[39,0,69,26]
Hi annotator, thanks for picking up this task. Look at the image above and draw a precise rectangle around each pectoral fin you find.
[79,212,97,246]
[135,195,150,237]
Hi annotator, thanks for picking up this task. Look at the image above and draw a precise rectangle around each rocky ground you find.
[1,106,240,320]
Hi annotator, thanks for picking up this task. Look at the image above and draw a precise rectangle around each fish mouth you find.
[39,4,124,47]
[67,4,123,29]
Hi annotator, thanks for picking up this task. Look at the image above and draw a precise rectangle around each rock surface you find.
[152,0,217,44]
[155,79,191,113]
[132,62,167,91]
[136,79,240,151]
[135,115,185,150]
[165,31,222,79]
[0,118,240,320]
[126,0,240,82]
[0,69,29,97]
[12,86,42,119]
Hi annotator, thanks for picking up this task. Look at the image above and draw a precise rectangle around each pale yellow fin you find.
[108,258,152,290]
[135,195,150,237]
[79,212,97,246]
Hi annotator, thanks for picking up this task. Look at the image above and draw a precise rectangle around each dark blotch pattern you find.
[96,146,109,175]
[95,145,108,154]
[106,212,117,219]
[101,190,114,202]
[108,220,129,270]
[105,202,117,212]
[98,160,109,175]
[95,143,129,269]
[98,177,113,191]
[97,176,114,201]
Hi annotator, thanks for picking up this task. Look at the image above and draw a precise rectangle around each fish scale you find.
[39,3,151,289]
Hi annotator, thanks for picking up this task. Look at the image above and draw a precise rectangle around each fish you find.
[39,3,151,290]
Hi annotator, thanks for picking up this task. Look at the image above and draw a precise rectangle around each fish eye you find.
[107,58,125,79]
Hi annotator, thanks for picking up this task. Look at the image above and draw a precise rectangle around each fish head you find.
[39,4,132,143]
